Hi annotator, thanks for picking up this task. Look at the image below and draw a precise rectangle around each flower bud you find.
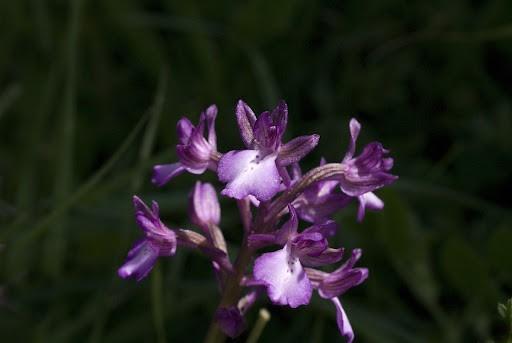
[189,181,220,230]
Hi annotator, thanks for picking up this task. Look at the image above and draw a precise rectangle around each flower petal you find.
[205,105,218,150]
[300,248,345,267]
[278,134,320,166]
[344,118,361,161]
[118,240,159,281]
[152,163,185,187]
[253,101,288,151]
[236,100,257,148]
[218,150,281,201]
[253,246,312,308]
[332,297,355,343]
[319,268,369,298]
[176,117,194,145]
[357,192,384,222]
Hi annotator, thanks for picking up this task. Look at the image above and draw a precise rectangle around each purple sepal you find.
[215,307,246,338]
[278,134,320,166]
[152,105,218,187]
[133,196,177,255]
[117,240,159,281]
[299,247,345,267]
[253,101,287,152]
[189,181,220,230]
[118,196,177,281]
[332,297,355,343]
[236,100,257,148]
[152,163,185,187]
[318,249,368,299]
[339,118,397,196]
[356,191,384,222]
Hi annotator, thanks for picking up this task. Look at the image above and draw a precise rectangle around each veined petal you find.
[253,101,288,151]
[117,240,159,281]
[218,150,281,201]
[292,232,327,257]
[357,192,384,222]
[236,100,257,148]
[300,248,345,267]
[332,297,355,343]
[176,117,194,145]
[205,105,218,150]
[278,134,320,166]
[152,163,185,187]
[253,245,312,308]
[319,268,368,298]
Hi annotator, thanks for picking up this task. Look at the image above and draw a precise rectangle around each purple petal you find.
[132,196,177,254]
[332,297,355,343]
[292,232,327,257]
[189,181,220,229]
[205,105,218,150]
[152,163,185,187]
[253,101,288,151]
[176,117,194,145]
[274,205,298,243]
[278,134,320,166]
[133,196,159,232]
[319,268,369,298]
[300,248,345,267]
[344,118,361,161]
[236,100,257,148]
[318,249,368,298]
[253,245,312,308]
[118,240,159,281]
[215,307,246,338]
[176,131,212,173]
[218,150,281,201]
[357,192,384,222]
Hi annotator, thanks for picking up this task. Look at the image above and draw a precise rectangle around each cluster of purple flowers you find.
[118,100,397,342]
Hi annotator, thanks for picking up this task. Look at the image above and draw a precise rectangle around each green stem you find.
[245,309,270,343]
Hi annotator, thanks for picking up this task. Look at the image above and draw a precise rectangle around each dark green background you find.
[1,0,512,342]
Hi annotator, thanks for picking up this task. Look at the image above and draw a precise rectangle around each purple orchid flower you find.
[152,105,219,187]
[306,249,368,343]
[339,118,397,198]
[337,118,396,221]
[250,206,344,308]
[118,101,398,341]
[294,119,397,222]
[118,196,177,281]
[218,100,319,201]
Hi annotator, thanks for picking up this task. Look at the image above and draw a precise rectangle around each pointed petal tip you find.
[349,117,361,129]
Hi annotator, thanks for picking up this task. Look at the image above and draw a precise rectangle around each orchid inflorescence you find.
[118,100,397,342]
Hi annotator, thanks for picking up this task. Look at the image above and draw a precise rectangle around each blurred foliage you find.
[1,0,512,342]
